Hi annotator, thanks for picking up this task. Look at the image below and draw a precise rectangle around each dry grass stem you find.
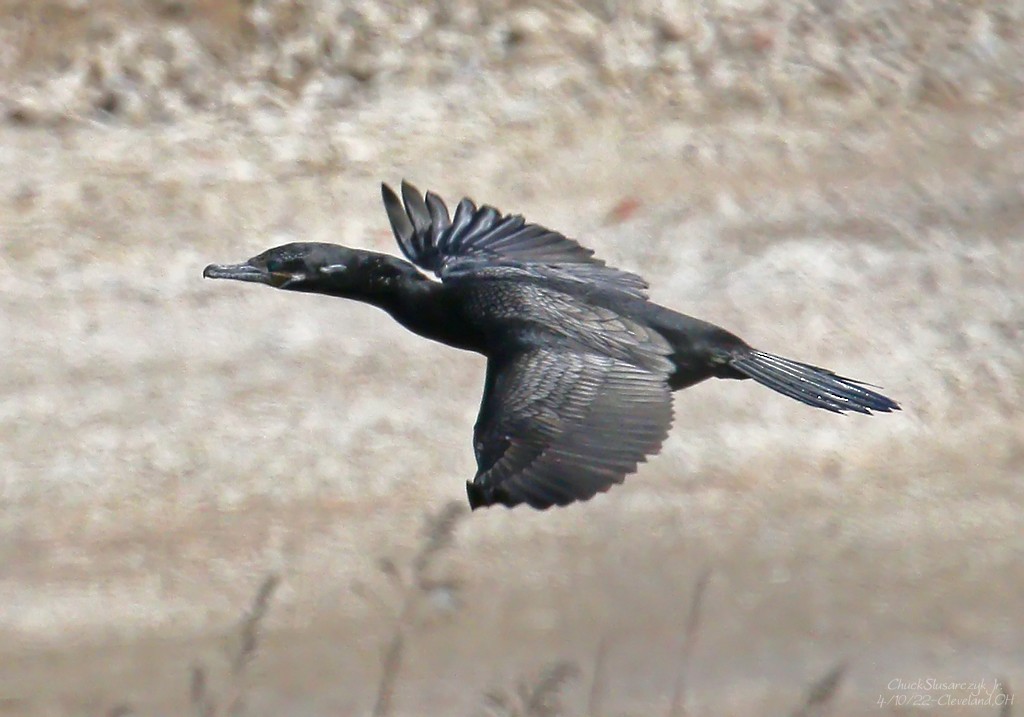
[586,633,611,717]
[184,574,280,717]
[669,566,712,717]
[483,660,580,717]
[370,500,468,717]
[789,662,846,717]
[232,574,281,676]
[189,665,215,717]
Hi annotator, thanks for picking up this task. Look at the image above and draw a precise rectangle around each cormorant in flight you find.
[204,182,899,510]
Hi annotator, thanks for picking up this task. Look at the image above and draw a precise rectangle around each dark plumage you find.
[204,181,900,510]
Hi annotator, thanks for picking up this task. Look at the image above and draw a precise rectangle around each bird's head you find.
[203,242,425,297]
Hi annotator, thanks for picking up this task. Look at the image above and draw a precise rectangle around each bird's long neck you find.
[378,278,485,353]
[316,263,485,354]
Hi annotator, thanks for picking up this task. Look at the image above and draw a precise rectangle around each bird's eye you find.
[266,258,286,273]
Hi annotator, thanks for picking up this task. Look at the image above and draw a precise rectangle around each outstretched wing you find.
[467,347,674,510]
[381,181,649,298]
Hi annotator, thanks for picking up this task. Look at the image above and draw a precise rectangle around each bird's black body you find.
[204,181,899,510]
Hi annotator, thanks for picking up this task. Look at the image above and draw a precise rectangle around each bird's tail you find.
[729,349,900,414]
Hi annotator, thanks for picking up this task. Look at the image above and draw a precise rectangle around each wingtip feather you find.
[400,180,431,237]
[381,182,416,257]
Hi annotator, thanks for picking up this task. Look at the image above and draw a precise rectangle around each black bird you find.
[204,181,899,510]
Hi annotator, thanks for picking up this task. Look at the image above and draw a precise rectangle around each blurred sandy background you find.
[1,1,1023,715]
